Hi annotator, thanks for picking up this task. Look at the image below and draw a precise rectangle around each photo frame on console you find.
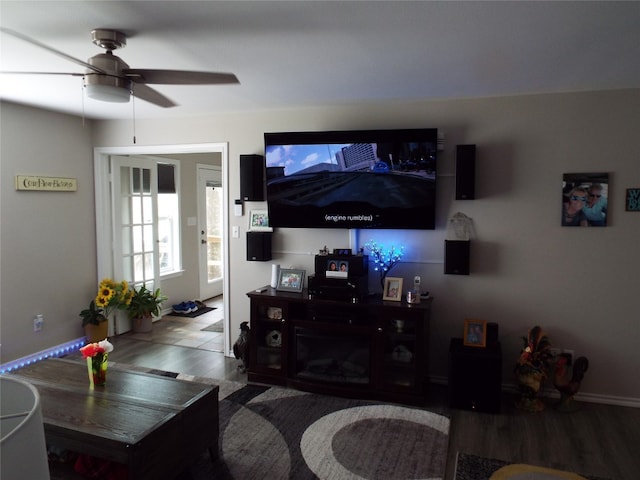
[276,268,305,293]
[463,319,487,347]
[383,277,403,302]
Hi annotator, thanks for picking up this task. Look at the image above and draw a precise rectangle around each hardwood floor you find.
[79,301,638,480]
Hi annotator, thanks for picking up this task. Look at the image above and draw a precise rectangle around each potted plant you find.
[128,285,167,333]
[80,300,108,343]
[514,325,553,412]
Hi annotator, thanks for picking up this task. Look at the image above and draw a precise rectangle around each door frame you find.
[94,143,230,354]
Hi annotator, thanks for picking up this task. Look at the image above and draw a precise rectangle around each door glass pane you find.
[132,168,140,193]
[142,169,151,193]
[206,184,223,281]
[132,197,142,224]
[144,252,154,278]
[132,225,143,253]
[143,224,154,251]
[142,196,153,224]
[122,256,133,280]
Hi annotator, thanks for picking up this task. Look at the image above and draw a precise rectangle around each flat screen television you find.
[264,128,438,229]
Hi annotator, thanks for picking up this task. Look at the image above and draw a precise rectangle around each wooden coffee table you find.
[8,358,218,479]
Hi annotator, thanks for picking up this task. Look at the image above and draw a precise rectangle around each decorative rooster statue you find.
[553,353,589,412]
[233,321,250,373]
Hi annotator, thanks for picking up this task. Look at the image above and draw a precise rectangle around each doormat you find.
[454,452,612,480]
[168,306,215,318]
[200,320,223,332]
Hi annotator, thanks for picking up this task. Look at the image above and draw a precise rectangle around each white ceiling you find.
[1,1,639,120]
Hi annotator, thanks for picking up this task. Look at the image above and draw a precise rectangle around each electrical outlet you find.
[414,276,421,290]
[34,314,44,332]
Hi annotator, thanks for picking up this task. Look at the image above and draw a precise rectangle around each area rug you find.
[113,362,451,480]
[454,453,611,480]
[168,306,215,318]
[200,320,223,332]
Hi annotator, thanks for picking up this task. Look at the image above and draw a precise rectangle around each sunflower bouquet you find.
[95,278,133,319]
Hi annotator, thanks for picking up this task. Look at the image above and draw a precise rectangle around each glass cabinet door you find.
[377,311,421,390]
[251,301,288,374]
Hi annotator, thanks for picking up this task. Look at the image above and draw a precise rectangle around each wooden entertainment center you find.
[246,287,432,405]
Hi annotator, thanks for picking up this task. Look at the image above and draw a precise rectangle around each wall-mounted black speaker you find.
[487,322,499,348]
[240,154,266,201]
[456,144,476,200]
[445,240,470,275]
[247,231,272,261]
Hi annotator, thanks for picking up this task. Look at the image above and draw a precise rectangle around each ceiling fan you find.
[0,28,239,108]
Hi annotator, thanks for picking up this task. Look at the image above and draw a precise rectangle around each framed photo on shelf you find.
[249,209,272,231]
[276,268,305,293]
[463,319,487,347]
[383,277,403,302]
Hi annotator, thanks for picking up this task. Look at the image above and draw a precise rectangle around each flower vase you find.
[87,353,108,387]
[515,370,545,412]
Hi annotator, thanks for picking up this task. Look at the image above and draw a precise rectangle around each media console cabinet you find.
[246,287,432,405]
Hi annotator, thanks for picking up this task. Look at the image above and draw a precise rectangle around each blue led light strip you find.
[0,337,86,374]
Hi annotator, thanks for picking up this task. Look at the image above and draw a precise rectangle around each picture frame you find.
[625,188,640,212]
[463,319,487,348]
[249,209,272,231]
[326,259,348,278]
[562,172,609,227]
[276,268,305,293]
[382,277,403,302]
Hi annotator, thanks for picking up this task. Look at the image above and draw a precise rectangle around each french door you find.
[111,155,160,333]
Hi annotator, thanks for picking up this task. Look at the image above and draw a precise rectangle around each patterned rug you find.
[454,453,611,480]
[112,362,450,479]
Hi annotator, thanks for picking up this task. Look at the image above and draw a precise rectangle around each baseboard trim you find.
[429,375,640,409]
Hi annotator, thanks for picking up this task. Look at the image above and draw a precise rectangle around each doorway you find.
[94,143,231,356]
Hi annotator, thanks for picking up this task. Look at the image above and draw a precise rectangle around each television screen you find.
[264,129,438,229]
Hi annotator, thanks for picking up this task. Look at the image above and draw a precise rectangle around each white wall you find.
[1,102,97,358]
[2,89,639,403]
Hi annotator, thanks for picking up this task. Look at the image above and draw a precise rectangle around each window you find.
[156,162,181,276]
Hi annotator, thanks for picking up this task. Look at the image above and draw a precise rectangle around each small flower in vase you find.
[364,240,405,291]
[80,339,114,387]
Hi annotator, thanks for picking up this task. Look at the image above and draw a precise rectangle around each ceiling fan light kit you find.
[85,75,131,103]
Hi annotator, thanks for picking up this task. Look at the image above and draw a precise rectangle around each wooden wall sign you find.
[15,175,77,192]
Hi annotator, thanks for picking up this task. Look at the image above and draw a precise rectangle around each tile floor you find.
[124,296,225,353]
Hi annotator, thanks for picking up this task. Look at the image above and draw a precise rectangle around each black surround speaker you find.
[449,338,502,413]
[455,144,476,200]
[240,154,266,201]
[444,240,470,275]
[247,231,272,261]
[486,322,499,348]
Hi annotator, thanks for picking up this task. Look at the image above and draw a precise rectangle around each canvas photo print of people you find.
[562,173,609,227]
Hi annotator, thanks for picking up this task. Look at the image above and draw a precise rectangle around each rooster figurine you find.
[233,321,250,373]
[553,353,589,412]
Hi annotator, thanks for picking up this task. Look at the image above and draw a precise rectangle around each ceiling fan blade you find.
[0,27,106,74]
[132,83,177,108]
[0,71,84,76]
[125,69,239,85]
